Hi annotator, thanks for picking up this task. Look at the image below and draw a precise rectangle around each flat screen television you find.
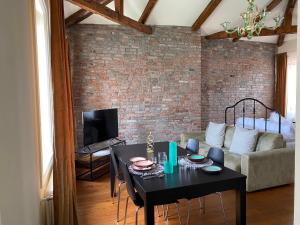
[82,108,118,146]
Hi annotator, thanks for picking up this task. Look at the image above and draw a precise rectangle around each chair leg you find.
[156,206,161,217]
[202,196,206,215]
[216,192,227,225]
[163,205,169,220]
[135,207,140,225]
[198,198,203,214]
[175,203,182,225]
[187,200,192,225]
[112,177,116,204]
[123,196,129,225]
[117,181,124,222]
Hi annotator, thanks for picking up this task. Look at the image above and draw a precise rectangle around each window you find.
[35,0,53,192]
[286,53,297,122]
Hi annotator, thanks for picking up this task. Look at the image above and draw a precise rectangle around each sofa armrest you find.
[180,131,205,148]
[241,148,295,192]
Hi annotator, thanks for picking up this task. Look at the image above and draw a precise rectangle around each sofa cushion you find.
[224,126,235,149]
[205,122,226,148]
[255,132,285,152]
[230,127,259,155]
[224,152,241,172]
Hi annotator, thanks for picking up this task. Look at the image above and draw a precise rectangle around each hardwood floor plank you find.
[77,173,294,225]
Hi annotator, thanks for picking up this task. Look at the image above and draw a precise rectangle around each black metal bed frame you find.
[225,98,281,134]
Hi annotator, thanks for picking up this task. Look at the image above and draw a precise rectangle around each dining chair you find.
[119,160,182,225]
[110,149,125,222]
[187,147,227,225]
[186,138,199,153]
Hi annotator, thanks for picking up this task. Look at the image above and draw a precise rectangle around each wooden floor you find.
[77,174,294,225]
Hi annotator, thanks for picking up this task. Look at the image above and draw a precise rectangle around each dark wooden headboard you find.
[225,98,281,133]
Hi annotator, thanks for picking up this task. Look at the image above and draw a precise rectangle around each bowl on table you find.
[187,154,208,164]
[201,165,223,174]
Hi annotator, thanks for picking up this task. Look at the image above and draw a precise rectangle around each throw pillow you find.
[229,127,259,155]
[205,122,226,148]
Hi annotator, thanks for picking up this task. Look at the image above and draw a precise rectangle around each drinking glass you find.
[158,152,167,165]
[150,156,157,164]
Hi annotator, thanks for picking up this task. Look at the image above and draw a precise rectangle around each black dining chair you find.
[186,138,199,153]
[119,160,182,225]
[207,147,224,166]
[110,149,125,222]
[187,147,227,225]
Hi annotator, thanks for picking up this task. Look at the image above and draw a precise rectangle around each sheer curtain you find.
[34,0,54,224]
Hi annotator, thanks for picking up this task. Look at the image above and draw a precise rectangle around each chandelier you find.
[221,0,284,39]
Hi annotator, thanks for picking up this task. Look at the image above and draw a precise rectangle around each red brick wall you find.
[68,25,276,146]
[201,38,276,128]
[69,25,202,146]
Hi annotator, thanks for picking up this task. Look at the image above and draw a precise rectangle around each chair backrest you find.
[207,147,224,166]
[119,160,138,204]
[186,138,199,153]
[110,149,120,178]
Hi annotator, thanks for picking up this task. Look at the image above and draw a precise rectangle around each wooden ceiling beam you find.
[277,0,297,47]
[66,0,152,34]
[192,0,222,31]
[138,0,158,24]
[114,0,124,15]
[266,0,283,11]
[65,0,113,28]
[65,9,93,27]
[205,26,297,40]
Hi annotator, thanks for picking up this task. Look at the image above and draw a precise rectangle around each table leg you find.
[144,202,155,225]
[110,156,116,197]
[236,181,246,225]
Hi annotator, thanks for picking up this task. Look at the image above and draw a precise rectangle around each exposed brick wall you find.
[201,38,276,128]
[69,25,202,146]
[68,24,276,146]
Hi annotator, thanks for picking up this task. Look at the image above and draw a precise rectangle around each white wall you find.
[294,2,300,224]
[278,38,297,60]
[0,0,40,225]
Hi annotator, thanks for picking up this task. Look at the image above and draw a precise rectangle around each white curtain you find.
[34,0,54,224]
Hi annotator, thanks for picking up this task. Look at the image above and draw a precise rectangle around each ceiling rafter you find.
[192,0,222,31]
[138,0,158,24]
[66,0,152,34]
[114,0,123,15]
[277,0,297,47]
[65,0,113,28]
[205,25,297,40]
[266,0,283,11]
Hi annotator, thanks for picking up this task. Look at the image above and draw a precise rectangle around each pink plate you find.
[132,165,153,171]
[134,160,154,168]
[129,157,146,163]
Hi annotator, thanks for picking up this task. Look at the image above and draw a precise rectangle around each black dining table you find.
[110,142,247,225]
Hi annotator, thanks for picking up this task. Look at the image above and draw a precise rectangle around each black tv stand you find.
[75,138,126,180]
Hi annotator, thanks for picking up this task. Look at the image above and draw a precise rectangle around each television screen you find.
[83,108,118,146]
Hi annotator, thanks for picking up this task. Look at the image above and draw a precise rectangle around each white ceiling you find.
[64,0,298,43]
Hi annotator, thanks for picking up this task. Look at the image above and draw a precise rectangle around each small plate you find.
[134,160,154,168]
[201,165,223,174]
[129,157,146,163]
[132,164,153,171]
[188,154,206,163]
